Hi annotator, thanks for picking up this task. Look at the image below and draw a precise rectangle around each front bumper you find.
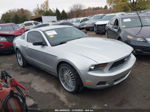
[0,46,14,53]
[82,54,136,89]
[78,25,85,30]
[126,40,150,55]
[85,24,94,31]
[0,41,14,53]
[94,24,106,34]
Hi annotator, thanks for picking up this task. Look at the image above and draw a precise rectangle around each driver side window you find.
[27,31,45,43]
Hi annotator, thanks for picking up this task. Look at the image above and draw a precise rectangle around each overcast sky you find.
[0,0,107,16]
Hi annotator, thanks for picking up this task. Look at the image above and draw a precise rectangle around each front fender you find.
[56,53,97,81]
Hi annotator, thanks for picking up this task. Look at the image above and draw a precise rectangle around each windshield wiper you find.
[67,36,87,42]
[53,36,87,46]
[54,41,67,46]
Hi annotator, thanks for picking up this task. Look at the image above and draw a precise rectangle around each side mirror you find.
[33,41,47,46]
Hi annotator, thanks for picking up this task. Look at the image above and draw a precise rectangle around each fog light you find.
[85,81,93,85]
[97,81,106,85]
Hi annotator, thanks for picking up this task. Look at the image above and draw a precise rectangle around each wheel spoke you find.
[59,66,76,92]
[17,51,23,66]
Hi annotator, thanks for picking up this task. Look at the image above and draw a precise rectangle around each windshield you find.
[44,27,87,46]
[0,25,14,32]
[121,16,150,28]
[12,24,19,30]
[91,15,104,20]
[102,15,115,21]
[73,19,81,23]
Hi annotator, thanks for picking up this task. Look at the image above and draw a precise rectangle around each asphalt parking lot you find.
[0,31,150,111]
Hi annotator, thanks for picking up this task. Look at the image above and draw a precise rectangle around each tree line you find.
[0,0,68,24]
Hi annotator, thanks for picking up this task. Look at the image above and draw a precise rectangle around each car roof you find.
[93,14,104,16]
[115,12,149,19]
[23,21,37,23]
[34,25,72,31]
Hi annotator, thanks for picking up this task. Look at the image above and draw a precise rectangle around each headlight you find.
[0,37,7,41]
[89,63,107,71]
[127,35,145,42]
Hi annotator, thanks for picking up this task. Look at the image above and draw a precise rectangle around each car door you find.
[25,31,56,72]
[106,18,116,38]
[108,19,120,39]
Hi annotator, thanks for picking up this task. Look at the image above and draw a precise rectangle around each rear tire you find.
[58,63,83,93]
[16,50,27,67]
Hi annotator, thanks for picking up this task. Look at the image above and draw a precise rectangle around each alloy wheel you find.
[59,66,76,92]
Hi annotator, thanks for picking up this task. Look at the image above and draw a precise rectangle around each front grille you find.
[0,35,16,42]
[114,74,126,83]
[6,36,16,42]
[114,69,130,83]
[97,24,106,31]
[110,55,130,70]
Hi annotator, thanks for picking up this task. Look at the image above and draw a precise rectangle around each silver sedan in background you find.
[13,25,136,93]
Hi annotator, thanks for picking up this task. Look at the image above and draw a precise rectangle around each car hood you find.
[95,20,109,25]
[55,37,133,63]
[124,26,150,38]
[87,20,97,24]
[0,32,16,35]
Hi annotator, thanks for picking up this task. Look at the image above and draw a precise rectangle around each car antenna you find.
[135,11,143,35]
[136,11,143,27]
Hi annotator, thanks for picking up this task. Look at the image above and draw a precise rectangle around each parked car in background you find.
[71,17,89,29]
[14,25,136,93]
[18,24,25,29]
[54,21,75,27]
[23,21,40,31]
[0,23,25,35]
[84,14,105,31]
[32,23,50,29]
[0,23,25,53]
[139,9,150,16]
[94,13,125,34]
[106,13,150,55]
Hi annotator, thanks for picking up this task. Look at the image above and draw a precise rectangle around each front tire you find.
[106,31,109,38]
[58,63,83,93]
[118,37,122,41]
[16,50,27,67]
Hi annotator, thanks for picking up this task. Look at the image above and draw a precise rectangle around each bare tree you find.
[69,4,84,18]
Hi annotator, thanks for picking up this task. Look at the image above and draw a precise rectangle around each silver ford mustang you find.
[13,25,136,93]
